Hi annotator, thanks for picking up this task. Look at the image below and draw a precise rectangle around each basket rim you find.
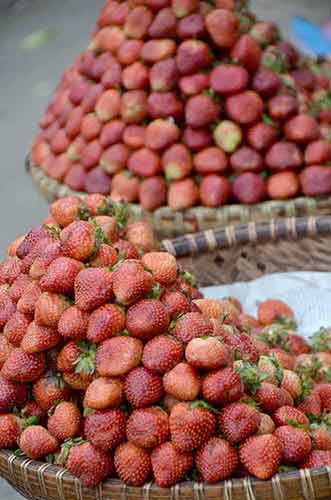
[1,448,330,498]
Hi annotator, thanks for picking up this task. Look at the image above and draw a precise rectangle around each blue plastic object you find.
[290,16,331,57]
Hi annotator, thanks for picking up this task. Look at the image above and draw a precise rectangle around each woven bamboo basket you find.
[3,215,331,499]
[27,155,331,238]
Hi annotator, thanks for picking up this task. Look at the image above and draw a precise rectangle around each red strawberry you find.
[256,413,276,435]
[0,257,22,284]
[313,383,331,412]
[257,299,294,326]
[61,221,97,262]
[58,306,89,341]
[163,362,200,400]
[65,442,113,488]
[142,335,184,373]
[170,402,216,452]
[125,221,156,253]
[15,225,49,259]
[273,406,309,427]
[167,178,199,211]
[114,442,151,486]
[40,257,84,294]
[127,408,169,448]
[0,335,13,368]
[35,292,70,328]
[274,425,311,463]
[141,252,178,286]
[84,194,108,216]
[16,281,41,316]
[280,369,302,399]
[270,348,295,370]
[255,382,291,414]
[172,312,213,344]
[9,273,33,303]
[185,337,232,370]
[29,241,62,280]
[87,304,125,343]
[94,215,119,243]
[114,239,139,260]
[19,425,58,460]
[195,437,238,483]
[4,311,31,347]
[84,377,123,410]
[74,268,113,311]
[311,424,331,451]
[112,260,153,305]
[297,393,322,418]
[22,400,47,424]
[202,367,244,406]
[57,342,81,373]
[124,367,164,408]
[96,337,143,377]
[223,331,259,362]
[0,289,16,328]
[300,449,331,468]
[218,402,261,444]
[33,373,71,411]
[1,349,46,383]
[84,409,126,451]
[21,322,60,354]
[161,290,191,319]
[126,299,170,340]
[0,414,21,448]
[50,196,81,227]
[239,434,283,480]
[90,243,118,267]
[48,402,81,441]
[151,442,193,487]
[0,376,27,412]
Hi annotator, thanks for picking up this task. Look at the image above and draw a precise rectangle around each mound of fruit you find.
[31,0,331,211]
[1,196,331,488]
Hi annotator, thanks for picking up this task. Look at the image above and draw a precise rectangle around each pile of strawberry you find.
[2,195,331,489]
[31,0,331,211]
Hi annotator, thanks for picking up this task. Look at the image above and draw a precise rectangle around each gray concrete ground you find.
[0,0,330,497]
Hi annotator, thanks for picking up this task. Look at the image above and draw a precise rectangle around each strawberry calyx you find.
[190,400,219,414]
[83,407,94,418]
[147,282,163,300]
[180,271,196,287]
[236,361,268,394]
[296,355,322,382]
[14,449,26,458]
[45,225,61,239]
[259,324,290,350]
[58,437,86,466]
[78,202,91,221]
[278,465,298,474]
[74,341,96,376]
[261,353,284,384]
[109,200,128,231]
[310,327,331,353]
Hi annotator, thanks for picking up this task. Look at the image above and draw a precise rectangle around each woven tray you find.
[27,156,331,238]
[3,215,331,499]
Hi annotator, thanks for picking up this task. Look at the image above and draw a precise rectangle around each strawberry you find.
[218,402,261,444]
[58,306,89,341]
[151,442,193,487]
[0,335,13,368]
[84,194,108,215]
[61,221,98,262]
[185,337,232,370]
[163,362,201,401]
[127,407,169,448]
[19,425,58,460]
[22,401,47,424]
[141,252,178,286]
[84,409,126,451]
[29,241,62,280]
[257,299,294,326]
[287,334,311,355]
[0,414,21,448]
[33,373,71,411]
[195,437,238,483]
[57,342,82,373]
[300,449,331,468]
[281,369,302,399]
[274,425,311,463]
[7,235,25,258]
[63,373,92,391]
[313,383,331,412]
[126,299,170,340]
[15,225,50,260]
[255,382,291,414]
[20,236,56,275]
[0,291,16,328]
[1,349,46,383]
[125,221,156,253]
[273,406,309,427]
[270,348,295,370]
[74,268,113,311]
[223,331,259,362]
[172,312,213,344]
[90,243,118,267]
[94,215,119,243]
[40,257,84,294]
[35,292,70,328]
[142,335,184,373]
[112,260,153,305]
[4,311,31,347]
[9,273,33,303]
[170,401,216,452]
[193,299,239,323]
[297,393,322,419]
[114,239,139,260]
[239,434,283,480]
[256,413,276,435]
[21,322,60,354]
[125,367,164,408]
[161,290,191,319]
[87,304,126,343]
[0,257,22,285]
[50,196,82,227]
[16,281,41,316]
[48,402,81,441]
[83,375,123,411]
[311,423,331,451]
[96,337,143,376]
[202,367,244,406]
[114,442,151,486]
[65,441,113,488]
[0,376,27,412]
